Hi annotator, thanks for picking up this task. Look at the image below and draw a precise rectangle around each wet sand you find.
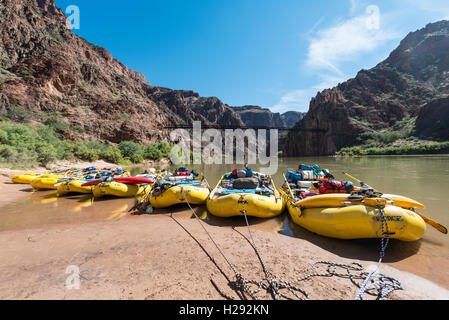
[0,170,448,300]
[1,211,448,300]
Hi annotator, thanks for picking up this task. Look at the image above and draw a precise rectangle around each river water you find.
[1,155,448,289]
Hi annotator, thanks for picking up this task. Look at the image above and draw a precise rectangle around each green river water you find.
[1,155,448,289]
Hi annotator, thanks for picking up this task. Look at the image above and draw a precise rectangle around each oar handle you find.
[283,174,296,202]
[344,172,447,235]
[343,172,378,192]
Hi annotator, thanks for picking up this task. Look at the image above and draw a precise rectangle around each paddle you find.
[271,176,281,201]
[283,174,296,202]
[343,172,448,235]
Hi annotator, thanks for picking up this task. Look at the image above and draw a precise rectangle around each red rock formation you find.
[284,20,449,156]
[0,0,171,144]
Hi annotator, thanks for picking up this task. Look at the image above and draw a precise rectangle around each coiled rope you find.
[354,199,402,300]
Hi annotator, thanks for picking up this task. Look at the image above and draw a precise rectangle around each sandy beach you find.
[0,168,448,300]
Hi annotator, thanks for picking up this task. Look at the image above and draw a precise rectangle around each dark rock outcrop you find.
[233,105,304,128]
[415,96,449,140]
[146,87,245,127]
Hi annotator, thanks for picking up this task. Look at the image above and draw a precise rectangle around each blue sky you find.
[55,0,449,113]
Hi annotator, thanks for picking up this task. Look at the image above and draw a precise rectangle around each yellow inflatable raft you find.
[93,181,149,198]
[294,192,426,209]
[57,180,93,195]
[148,179,210,209]
[30,175,64,190]
[11,173,41,184]
[279,188,426,242]
[207,172,284,218]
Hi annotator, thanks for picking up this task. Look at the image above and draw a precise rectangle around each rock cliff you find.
[284,20,449,156]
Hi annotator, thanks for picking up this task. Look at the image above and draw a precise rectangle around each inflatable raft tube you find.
[92,182,148,198]
[207,192,284,218]
[289,204,425,241]
[82,177,154,187]
[11,173,41,184]
[279,189,426,241]
[296,193,425,210]
[30,175,64,190]
[57,180,94,195]
[149,184,210,209]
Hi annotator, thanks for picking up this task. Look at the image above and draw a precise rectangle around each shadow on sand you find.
[281,216,422,263]
[151,204,422,264]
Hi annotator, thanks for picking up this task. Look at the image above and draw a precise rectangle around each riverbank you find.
[1,176,448,300]
[0,158,171,174]
[1,209,448,300]
[336,140,449,156]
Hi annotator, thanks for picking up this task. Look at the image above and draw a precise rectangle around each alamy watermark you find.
[65,5,80,30]
[65,265,80,290]
[365,5,380,30]
[169,121,279,175]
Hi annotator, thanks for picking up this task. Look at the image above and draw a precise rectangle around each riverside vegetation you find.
[0,117,172,168]
[336,117,449,156]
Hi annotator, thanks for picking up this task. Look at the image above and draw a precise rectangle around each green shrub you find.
[144,145,163,160]
[36,144,58,166]
[337,141,449,156]
[130,153,144,164]
[143,142,172,160]
[118,141,144,158]
[118,157,133,166]
[0,145,20,162]
[0,121,172,167]
[100,146,123,164]
[71,141,99,161]
[379,131,402,144]
[156,142,172,157]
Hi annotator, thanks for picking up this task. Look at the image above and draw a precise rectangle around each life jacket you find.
[175,167,190,176]
[300,191,319,199]
[318,180,354,194]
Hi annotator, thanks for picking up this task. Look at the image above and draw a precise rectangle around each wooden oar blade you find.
[418,213,448,234]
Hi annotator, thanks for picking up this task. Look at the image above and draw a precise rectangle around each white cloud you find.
[271,89,317,113]
[306,9,399,75]
[270,73,347,113]
[271,2,403,113]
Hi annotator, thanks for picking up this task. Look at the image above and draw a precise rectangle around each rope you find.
[182,187,239,276]
[182,189,309,300]
[234,195,309,300]
[134,181,403,300]
[354,200,402,300]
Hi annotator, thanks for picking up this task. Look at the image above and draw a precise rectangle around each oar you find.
[343,172,448,234]
[209,175,223,199]
[270,176,281,201]
[283,174,297,204]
